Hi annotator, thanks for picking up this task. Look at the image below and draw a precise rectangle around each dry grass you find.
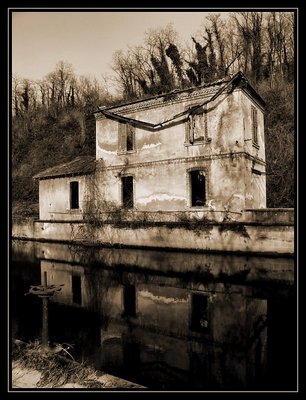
[12,339,105,388]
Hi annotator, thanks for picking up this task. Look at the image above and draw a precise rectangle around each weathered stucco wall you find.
[39,175,90,220]
[91,222,293,255]
[94,88,266,214]
[11,218,36,240]
[96,90,261,164]
[94,155,248,213]
[244,158,266,209]
[243,208,294,224]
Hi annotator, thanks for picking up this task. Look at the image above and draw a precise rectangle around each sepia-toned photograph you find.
[9,7,297,393]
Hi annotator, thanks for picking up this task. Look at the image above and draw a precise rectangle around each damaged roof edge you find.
[94,75,232,116]
[94,71,265,119]
[95,71,265,129]
[33,156,96,180]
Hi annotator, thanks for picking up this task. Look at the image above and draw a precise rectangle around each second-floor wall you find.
[95,84,265,169]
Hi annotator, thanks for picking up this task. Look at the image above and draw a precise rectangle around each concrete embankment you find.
[12,209,294,256]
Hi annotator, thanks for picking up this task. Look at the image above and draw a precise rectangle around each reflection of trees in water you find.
[67,243,98,265]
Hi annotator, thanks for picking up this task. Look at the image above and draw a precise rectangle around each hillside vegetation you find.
[12,12,295,216]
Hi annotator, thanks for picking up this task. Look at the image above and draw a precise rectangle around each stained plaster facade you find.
[38,174,91,221]
[93,72,266,217]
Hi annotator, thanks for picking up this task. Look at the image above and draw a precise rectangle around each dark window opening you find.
[126,124,135,151]
[70,181,79,209]
[191,170,206,207]
[254,339,263,380]
[190,294,209,332]
[189,352,209,381]
[123,340,140,374]
[252,106,258,144]
[123,285,136,317]
[122,176,134,208]
[72,275,82,305]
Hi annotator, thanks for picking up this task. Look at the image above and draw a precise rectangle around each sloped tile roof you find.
[33,156,96,180]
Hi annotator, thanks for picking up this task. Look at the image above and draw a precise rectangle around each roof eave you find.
[33,170,94,181]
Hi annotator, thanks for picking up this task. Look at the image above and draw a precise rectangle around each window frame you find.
[184,104,208,146]
[121,175,134,209]
[251,105,259,147]
[188,168,208,208]
[118,121,136,154]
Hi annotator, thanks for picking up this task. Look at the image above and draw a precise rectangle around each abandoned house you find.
[34,71,266,222]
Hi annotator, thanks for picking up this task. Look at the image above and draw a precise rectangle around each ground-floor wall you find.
[37,154,267,222]
[39,174,93,221]
[94,154,266,213]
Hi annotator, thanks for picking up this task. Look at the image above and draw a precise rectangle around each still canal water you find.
[11,240,296,391]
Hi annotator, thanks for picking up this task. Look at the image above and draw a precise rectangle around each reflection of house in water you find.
[41,255,271,389]
[41,262,85,307]
[103,283,268,389]
[8,236,294,390]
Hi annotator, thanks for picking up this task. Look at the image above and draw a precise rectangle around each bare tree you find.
[231,12,264,84]
[75,75,111,144]
[12,74,21,117]
[44,61,76,116]
[112,50,139,100]
[207,14,227,76]
[112,24,183,99]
